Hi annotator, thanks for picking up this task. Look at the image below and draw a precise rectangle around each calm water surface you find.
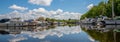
[0,25,120,42]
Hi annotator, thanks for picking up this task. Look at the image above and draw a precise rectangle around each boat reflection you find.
[0,25,81,40]
[0,25,56,35]
[81,25,120,42]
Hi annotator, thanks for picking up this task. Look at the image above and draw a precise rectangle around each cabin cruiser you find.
[81,18,97,25]
[81,16,120,25]
[0,18,27,26]
[97,16,120,25]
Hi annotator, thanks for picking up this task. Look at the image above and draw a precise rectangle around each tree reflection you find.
[81,25,120,42]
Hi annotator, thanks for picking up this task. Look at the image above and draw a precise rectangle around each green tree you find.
[80,0,120,20]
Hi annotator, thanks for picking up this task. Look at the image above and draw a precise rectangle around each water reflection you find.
[9,36,27,42]
[81,25,120,42]
[0,25,120,42]
[0,25,84,42]
[21,26,81,39]
[0,26,56,42]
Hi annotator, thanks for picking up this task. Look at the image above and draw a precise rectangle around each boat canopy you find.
[0,19,10,23]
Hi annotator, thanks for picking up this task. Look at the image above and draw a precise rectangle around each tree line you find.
[80,0,120,20]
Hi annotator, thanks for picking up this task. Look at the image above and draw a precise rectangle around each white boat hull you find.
[0,23,28,27]
[98,20,120,25]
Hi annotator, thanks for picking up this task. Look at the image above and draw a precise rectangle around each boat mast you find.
[112,0,115,19]
[102,0,105,15]
[102,0,106,15]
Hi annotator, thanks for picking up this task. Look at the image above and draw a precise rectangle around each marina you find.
[0,0,120,42]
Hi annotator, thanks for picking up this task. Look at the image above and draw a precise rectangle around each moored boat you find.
[0,18,38,27]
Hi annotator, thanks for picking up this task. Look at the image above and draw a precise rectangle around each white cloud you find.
[0,8,82,20]
[32,8,47,13]
[87,4,94,9]
[0,10,38,20]
[28,8,81,20]
[29,0,53,6]
[9,4,28,11]
[52,12,82,20]
[56,9,63,14]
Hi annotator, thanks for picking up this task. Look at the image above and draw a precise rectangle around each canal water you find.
[0,25,120,42]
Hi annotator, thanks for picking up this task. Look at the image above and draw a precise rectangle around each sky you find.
[0,0,103,20]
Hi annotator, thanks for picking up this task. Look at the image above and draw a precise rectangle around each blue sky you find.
[0,0,103,20]
[0,0,102,14]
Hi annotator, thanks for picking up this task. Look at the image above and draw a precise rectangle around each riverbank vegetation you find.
[45,18,80,24]
[80,0,120,20]
[36,17,80,24]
